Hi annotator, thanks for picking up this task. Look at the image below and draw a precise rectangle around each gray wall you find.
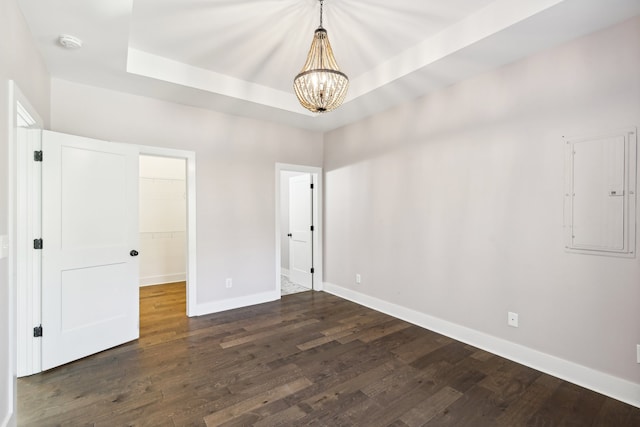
[49,78,323,308]
[323,17,640,385]
[0,0,50,425]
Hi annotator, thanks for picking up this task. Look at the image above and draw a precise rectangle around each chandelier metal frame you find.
[293,0,349,113]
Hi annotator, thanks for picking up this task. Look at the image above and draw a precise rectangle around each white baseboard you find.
[139,273,186,287]
[323,282,640,409]
[194,290,280,316]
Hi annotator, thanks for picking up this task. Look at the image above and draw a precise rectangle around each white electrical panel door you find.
[565,128,637,256]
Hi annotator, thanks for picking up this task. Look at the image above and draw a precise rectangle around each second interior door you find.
[288,174,312,288]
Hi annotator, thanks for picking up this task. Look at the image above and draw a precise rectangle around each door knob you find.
[130,250,139,257]
[287,233,292,237]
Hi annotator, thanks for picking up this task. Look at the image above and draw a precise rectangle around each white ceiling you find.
[18,0,640,132]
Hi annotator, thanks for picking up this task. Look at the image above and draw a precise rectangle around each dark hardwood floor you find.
[18,282,640,426]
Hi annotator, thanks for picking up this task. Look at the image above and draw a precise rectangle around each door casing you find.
[11,81,44,379]
[275,163,323,293]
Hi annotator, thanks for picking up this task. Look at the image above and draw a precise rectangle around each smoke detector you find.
[58,34,83,49]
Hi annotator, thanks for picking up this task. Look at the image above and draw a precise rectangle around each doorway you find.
[281,171,312,295]
[137,146,197,319]
[14,128,198,375]
[275,164,323,295]
[138,155,188,337]
[139,155,187,288]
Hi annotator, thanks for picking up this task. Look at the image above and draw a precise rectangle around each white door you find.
[41,130,139,371]
[288,174,312,288]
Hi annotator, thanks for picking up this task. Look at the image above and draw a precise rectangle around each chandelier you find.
[293,0,349,113]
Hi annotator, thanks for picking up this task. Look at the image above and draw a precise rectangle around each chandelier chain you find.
[319,0,324,28]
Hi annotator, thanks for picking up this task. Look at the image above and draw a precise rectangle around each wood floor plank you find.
[296,328,355,351]
[361,361,439,401]
[592,397,640,426]
[399,386,463,426]
[301,361,399,411]
[203,377,313,426]
[423,384,505,427]
[391,330,451,364]
[351,387,434,426]
[494,373,563,426]
[17,282,640,426]
[251,404,308,427]
[219,318,320,349]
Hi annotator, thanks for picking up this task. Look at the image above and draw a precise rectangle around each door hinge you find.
[310,183,314,189]
[33,325,43,337]
[33,238,43,250]
[310,268,315,274]
[310,225,314,231]
[34,151,43,162]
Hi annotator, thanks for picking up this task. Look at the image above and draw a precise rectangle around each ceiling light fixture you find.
[293,0,349,113]
[58,34,83,49]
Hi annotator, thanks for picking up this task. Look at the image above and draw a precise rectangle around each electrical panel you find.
[564,128,637,257]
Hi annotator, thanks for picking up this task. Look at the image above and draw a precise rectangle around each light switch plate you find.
[0,235,8,259]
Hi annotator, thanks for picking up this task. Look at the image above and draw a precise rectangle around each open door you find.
[41,130,139,370]
[288,174,313,288]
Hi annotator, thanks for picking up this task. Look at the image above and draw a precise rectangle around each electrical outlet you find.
[508,312,519,328]
[637,344,640,364]
[225,278,232,288]
[355,274,361,284]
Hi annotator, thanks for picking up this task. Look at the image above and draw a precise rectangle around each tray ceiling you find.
[18,0,640,131]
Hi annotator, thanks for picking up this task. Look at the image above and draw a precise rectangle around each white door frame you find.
[10,81,44,379]
[275,163,323,292]
[136,145,198,316]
